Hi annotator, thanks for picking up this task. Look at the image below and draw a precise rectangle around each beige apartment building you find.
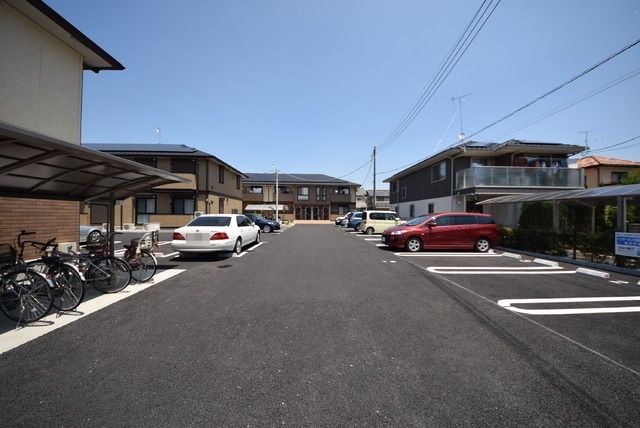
[0,0,124,254]
[84,144,246,229]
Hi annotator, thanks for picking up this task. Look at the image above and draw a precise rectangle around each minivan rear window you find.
[475,215,494,224]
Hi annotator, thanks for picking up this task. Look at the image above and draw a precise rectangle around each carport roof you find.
[0,122,189,202]
[477,184,640,205]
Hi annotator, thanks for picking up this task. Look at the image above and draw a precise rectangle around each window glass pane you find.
[189,216,231,227]
[171,159,195,173]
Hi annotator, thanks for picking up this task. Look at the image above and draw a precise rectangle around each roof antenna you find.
[451,93,472,142]
[155,127,162,144]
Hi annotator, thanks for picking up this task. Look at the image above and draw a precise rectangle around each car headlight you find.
[390,230,405,235]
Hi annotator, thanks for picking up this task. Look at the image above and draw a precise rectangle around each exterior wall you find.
[584,166,640,187]
[205,160,243,200]
[393,196,453,220]
[0,197,79,260]
[0,2,83,144]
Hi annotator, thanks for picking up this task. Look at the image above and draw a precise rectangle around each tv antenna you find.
[451,93,473,141]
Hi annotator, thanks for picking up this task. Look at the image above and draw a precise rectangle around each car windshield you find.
[187,216,231,227]
[404,215,429,226]
[253,215,266,221]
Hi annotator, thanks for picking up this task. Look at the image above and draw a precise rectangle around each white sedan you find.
[171,214,260,256]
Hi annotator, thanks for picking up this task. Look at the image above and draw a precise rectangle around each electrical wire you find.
[584,135,640,155]
[493,67,640,140]
[377,0,501,154]
[457,36,640,143]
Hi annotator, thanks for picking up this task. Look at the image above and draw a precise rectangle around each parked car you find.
[381,212,500,252]
[79,225,104,244]
[245,213,280,233]
[359,210,405,235]
[335,212,352,226]
[347,211,364,231]
[171,214,260,256]
[340,211,354,227]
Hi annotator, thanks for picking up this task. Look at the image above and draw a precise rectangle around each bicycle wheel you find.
[0,270,53,323]
[50,263,85,311]
[89,256,131,293]
[129,250,157,283]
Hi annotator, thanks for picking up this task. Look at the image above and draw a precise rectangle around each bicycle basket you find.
[85,233,106,251]
[0,244,17,268]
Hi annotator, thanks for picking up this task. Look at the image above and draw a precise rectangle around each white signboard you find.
[615,232,640,257]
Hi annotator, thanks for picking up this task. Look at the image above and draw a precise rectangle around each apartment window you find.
[316,187,327,201]
[218,198,224,213]
[172,197,195,214]
[409,204,415,218]
[333,187,350,195]
[135,196,156,225]
[428,203,435,214]
[393,181,399,193]
[277,186,292,194]
[219,166,225,184]
[401,186,407,200]
[298,187,309,201]
[134,157,157,168]
[246,186,262,194]
[433,161,446,182]
[611,171,628,184]
[171,159,196,173]
[236,175,241,190]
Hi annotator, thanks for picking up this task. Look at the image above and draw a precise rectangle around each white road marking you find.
[0,269,186,355]
[375,244,387,247]
[426,266,574,274]
[161,251,179,258]
[364,238,380,241]
[498,296,640,315]
[610,280,630,285]
[246,242,265,251]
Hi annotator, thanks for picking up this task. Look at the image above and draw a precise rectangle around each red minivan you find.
[381,212,500,252]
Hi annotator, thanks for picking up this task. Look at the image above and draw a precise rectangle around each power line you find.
[458,36,640,143]
[584,135,640,154]
[377,0,501,154]
[492,67,640,139]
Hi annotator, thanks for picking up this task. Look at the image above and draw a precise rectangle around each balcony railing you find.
[455,166,583,190]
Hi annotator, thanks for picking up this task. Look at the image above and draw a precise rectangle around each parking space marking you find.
[0,268,186,355]
[394,252,500,257]
[246,242,265,252]
[159,251,178,258]
[364,238,380,241]
[426,266,574,274]
[498,296,640,315]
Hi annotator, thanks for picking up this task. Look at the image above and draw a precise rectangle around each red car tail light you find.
[210,232,229,240]
[173,232,185,240]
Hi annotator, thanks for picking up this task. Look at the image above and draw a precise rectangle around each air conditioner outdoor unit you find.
[194,211,204,217]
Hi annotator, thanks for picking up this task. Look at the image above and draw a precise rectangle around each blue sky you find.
[48,0,640,189]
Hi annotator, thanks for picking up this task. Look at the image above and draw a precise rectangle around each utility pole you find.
[451,93,472,141]
[274,166,279,223]
[372,146,376,210]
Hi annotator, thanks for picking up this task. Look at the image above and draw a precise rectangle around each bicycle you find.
[123,230,159,283]
[19,234,85,312]
[73,231,132,293]
[0,232,53,324]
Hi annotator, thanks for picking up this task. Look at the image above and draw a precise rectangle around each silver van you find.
[360,210,405,234]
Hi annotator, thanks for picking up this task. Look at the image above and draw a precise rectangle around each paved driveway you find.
[1,225,639,426]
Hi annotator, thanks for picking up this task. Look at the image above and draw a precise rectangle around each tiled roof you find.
[577,156,640,168]
[245,173,359,187]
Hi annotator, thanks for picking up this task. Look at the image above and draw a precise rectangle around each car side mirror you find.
[426,221,436,228]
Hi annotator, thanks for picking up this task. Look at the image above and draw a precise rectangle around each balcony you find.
[455,166,583,190]
[330,194,354,203]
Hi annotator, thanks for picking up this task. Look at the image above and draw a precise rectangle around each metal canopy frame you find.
[0,122,189,251]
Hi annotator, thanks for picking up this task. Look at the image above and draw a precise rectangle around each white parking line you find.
[395,252,500,257]
[160,251,178,258]
[498,296,640,315]
[0,268,185,355]
[426,266,574,274]
[246,242,265,252]
[364,238,380,241]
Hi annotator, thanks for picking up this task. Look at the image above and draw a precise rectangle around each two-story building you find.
[577,156,640,188]
[0,0,183,255]
[243,173,360,221]
[84,144,246,228]
[384,139,585,226]
[365,189,390,210]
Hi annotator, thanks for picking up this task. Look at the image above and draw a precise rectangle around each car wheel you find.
[405,237,422,252]
[255,231,261,244]
[355,223,362,232]
[87,230,101,243]
[234,238,242,255]
[366,227,374,235]
[262,224,272,233]
[475,238,490,253]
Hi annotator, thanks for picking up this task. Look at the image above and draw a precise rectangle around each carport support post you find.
[615,196,627,267]
[108,192,116,255]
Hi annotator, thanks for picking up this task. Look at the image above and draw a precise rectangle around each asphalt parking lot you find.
[1,224,640,426]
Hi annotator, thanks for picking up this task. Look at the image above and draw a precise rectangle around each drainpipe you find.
[205,161,210,214]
